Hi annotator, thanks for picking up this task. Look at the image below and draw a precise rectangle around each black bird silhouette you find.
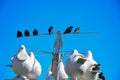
[48,26,53,35]
[74,27,80,33]
[99,72,105,80]
[17,30,23,38]
[33,29,38,36]
[24,30,30,36]
[63,26,73,34]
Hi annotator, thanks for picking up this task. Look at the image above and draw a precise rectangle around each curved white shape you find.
[17,45,27,61]
[45,66,54,80]
[65,50,99,80]
[65,49,86,78]
[86,50,93,60]
[57,60,68,80]
[11,45,33,74]
[78,50,99,80]
[13,75,29,80]
[25,52,42,79]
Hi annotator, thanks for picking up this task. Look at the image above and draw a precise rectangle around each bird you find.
[33,29,38,36]
[48,26,53,35]
[24,30,30,36]
[99,72,105,80]
[17,30,23,38]
[63,26,73,34]
[74,27,80,33]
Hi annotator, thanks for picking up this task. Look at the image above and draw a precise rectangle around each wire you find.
[17,31,99,38]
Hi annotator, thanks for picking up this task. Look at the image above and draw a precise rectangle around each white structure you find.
[56,55,68,80]
[11,45,42,79]
[65,49,86,80]
[7,31,101,80]
[13,75,29,80]
[25,52,42,79]
[47,54,68,80]
[65,50,99,80]
[45,66,54,80]
[77,50,99,80]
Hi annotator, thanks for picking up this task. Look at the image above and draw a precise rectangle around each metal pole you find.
[52,31,62,80]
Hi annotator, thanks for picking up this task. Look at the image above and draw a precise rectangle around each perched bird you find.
[24,30,30,36]
[17,30,23,38]
[48,26,53,35]
[33,29,38,36]
[74,27,80,33]
[99,72,105,80]
[63,26,73,34]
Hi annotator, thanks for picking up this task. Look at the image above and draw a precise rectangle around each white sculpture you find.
[11,45,42,79]
[77,50,99,80]
[11,45,33,74]
[13,75,29,80]
[65,50,99,80]
[45,53,68,80]
[25,52,42,79]
[57,59,68,80]
[45,66,54,80]
[65,49,86,79]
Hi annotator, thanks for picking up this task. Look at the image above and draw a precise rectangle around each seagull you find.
[48,26,53,35]
[33,29,38,36]
[74,27,80,33]
[17,30,23,38]
[24,30,30,36]
[99,72,105,80]
[63,26,73,34]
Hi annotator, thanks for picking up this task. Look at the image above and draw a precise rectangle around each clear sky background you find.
[0,0,120,80]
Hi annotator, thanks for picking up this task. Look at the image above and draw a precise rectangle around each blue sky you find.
[0,0,120,80]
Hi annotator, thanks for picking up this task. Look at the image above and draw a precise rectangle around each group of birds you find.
[17,26,80,38]
[17,29,38,38]
[15,26,106,80]
[48,26,80,35]
[63,26,80,34]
